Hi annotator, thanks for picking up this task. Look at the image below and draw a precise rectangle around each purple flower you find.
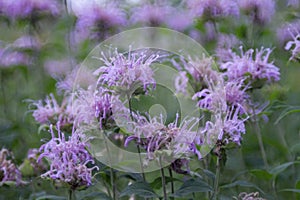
[216,34,241,63]
[94,49,159,93]
[74,87,113,129]
[0,148,22,185]
[238,0,275,24]
[175,71,189,95]
[285,30,300,61]
[220,46,280,83]
[12,35,41,51]
[166,9,194,31]
[125,114,199,161]
[26,148,47,174]
[5,0,60,20]
[287,0,299,8]
[198,105,248,148]
[276,21,300,46]
[74,3,126,42]
[0,48,32,68]
[38,125,98,189]
[131,2,172,27]
[30,94,74,127]
[187,0,240,20]
[44,58,74,78]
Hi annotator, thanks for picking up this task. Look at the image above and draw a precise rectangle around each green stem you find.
[213,155,221,200]
[169,168,174,200]
[252,107,269,169]
[159,158,167,200]
[103,130,116,200]
[127,93,146,181]
[68,189,75,200]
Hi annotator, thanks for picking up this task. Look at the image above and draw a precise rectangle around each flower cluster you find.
[125,114,199,162]
[94,49,159,93]
[38,125,98,189]
[2,0,60,20]
[220,47,280,83]
[0,148,22,185]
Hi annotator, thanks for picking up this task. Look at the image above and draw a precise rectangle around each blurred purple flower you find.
[175,71,189,95]
[285,30,300,61]
[26,148,47,174]
[74,3,126,42]
[31,94,74,127]
[216,34,241,63]
[74,87,113,129]
[187,0,240,20]
[287,0,299,8]
[131,2,172,27]
[0,148,22,185]
[166,9,194,31]
[38,125,98,189]
[12,35,41,50]
[5,0,60,20]
[0,48,32,68]
[238,0,275,24]
[125,114,199,161]
[44,58,74,78]
[276,21,300,46]
[94,49,159,93]
[220,46,280,83]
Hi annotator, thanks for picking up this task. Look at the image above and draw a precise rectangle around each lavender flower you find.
[287,0,299,8]
[94,49,159,94]
[5,0,60,20]
[44,58,74,78]
[74,87,113,129]
[125,114,199,162]
[276,21,300,46]
[38,125,98,189]
[74,3,126,42]
[175,71,189,95]
[285,30,300,61]
[131,2,172,27]
[220,47,280,83]
[31,94,74,127]
[187,0,240,20]
[26,148,47,174]
[166,9,194,31]
[0,148,22,185]
[238,0,275,24]
[0,48,32,68]
[216,34,241,63]
[12,35,41,51]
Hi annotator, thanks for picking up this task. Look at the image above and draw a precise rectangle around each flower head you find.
[38,125,98,189]
[220,47,280,83]
[5,0,60,20]
[94,49,159,94]
[187,0,239,20]
[285,29,300,61]
[0,148,22,185]
[74,3,126,42]
[238,0,275,24]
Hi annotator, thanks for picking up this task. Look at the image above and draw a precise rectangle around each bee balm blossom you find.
[238,0,275,24]
[187,0,240,20]
[94,49,159,93]
[0,148,22,185]
[220,47,280,83]
[38,125,98,189]
[285,31,300,61]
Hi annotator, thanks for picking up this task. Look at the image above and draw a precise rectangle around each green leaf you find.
[279,189,300,193]
[269,161,300,176]
[36,195,66,200]
[275,106,300,124]
[250,169,273,181]
[81,192,111,200]
[220,180,264,194]
[119,181,159,198]
[172,178,212,197]
[150,176,180,190]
